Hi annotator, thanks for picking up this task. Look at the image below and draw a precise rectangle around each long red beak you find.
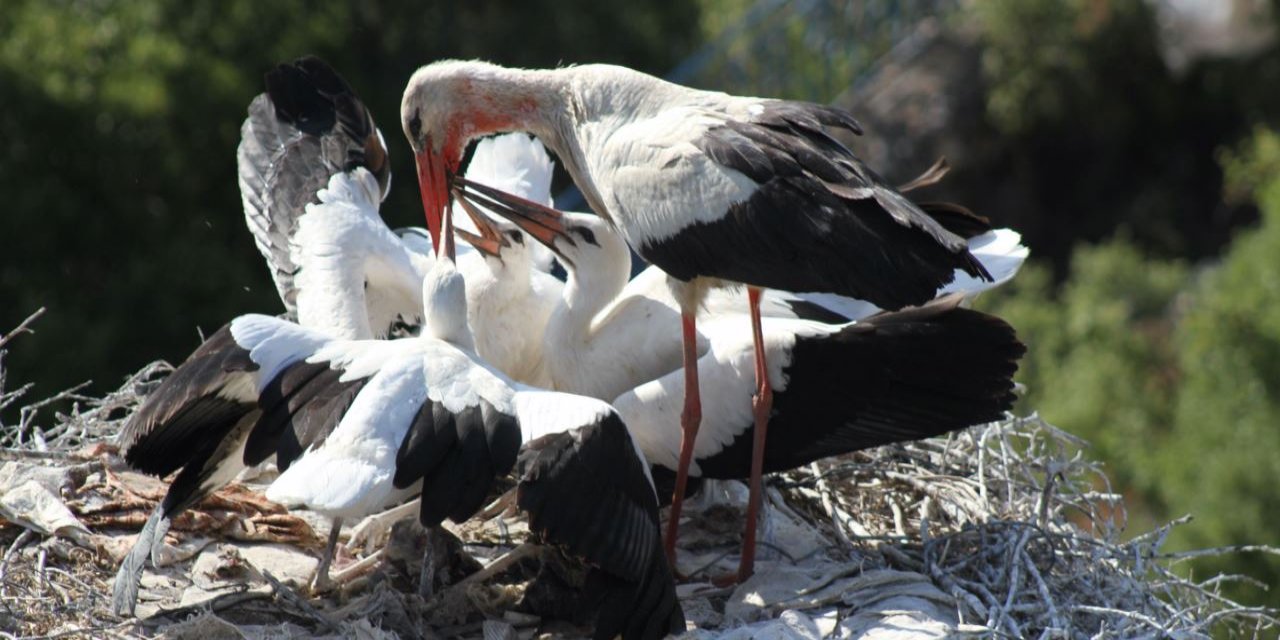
[415,145,449,258]
[453,177,572,251]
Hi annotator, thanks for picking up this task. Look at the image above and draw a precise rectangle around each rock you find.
[239,542,320,587]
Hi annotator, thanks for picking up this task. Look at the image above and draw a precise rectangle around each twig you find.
[0,308,46,351]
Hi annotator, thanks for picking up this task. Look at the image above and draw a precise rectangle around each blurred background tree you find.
[4,0,1280,612]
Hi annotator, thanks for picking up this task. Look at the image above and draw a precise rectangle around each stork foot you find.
[348,499,419,553]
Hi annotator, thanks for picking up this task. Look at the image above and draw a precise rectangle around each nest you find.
[1,308,1276,639]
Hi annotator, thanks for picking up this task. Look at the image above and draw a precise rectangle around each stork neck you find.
[549,240,631,346]
[422,258,475,350]
[460,66,615,227]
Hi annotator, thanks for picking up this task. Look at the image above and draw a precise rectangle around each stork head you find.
[401,60,546,256]
[545,211,626,273]
[491,205,624,276]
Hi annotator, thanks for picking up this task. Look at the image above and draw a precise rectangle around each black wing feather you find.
[516,413,683,640]
[276,372,368,471]
[695,295,1025,480]
[397,398,522,527]
[120,324,258,478]
[244,360,331,466]
[643,101,989,311]
[238,55,389,315]
[242,360,366,470]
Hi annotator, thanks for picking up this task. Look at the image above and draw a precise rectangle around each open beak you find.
[415,144,450,257]
[453,177,573,255]
[452,193,510,258]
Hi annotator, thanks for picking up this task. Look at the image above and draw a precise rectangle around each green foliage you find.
[0,0,700,413]
[973,0,1273,267]
[975,240,1185,496]
[688,0,959,102]
[1161,127,1280,602]
[980,127,1280,608]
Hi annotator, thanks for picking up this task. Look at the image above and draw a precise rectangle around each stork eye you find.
[572,227,598,246]
[506,230,524,244]
[408,113,422,140]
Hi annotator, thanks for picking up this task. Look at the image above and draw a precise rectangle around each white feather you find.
[512,386,655,490]
[511,387,613,442]
[460,133,559,272]
[228,315,330,392]
[266,352,427,518]
[613,316,809,474]
[292,168,430,339]
[419,341,515,414]
[593,107,760,247]
[465,133,555,207]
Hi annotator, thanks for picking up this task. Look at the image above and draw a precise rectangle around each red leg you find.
[739,287,773,582]
[664,309,702,568]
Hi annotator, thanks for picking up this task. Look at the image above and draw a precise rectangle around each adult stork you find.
[463,204,1024,580]
[229,182,684,639]
[401,60,994,579]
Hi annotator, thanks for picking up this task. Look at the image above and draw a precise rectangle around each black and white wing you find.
[618,295,1024,489]
[237,55,390,315]
[111,319,323,614]
[514,393,684,640]
[600,99,992,310]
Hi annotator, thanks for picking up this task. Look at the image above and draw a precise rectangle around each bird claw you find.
[347,500,419,553]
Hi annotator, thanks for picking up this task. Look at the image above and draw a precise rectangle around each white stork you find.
[456,170,1028,405]
[113,57,410,613]
[463,204,1024,581]
[445,134,564,384]
[399,60,997,579]
[113,58,561,612]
